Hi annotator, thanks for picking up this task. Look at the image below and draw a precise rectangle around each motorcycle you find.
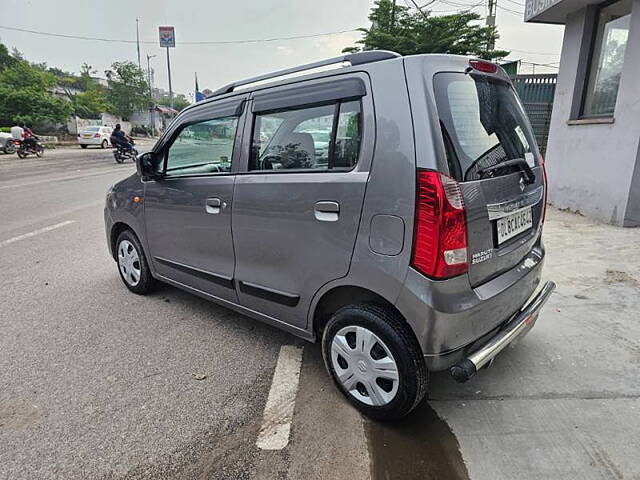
[112,138,138,164]
[15,136,44,158]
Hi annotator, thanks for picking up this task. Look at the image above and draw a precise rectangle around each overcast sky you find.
[0,0,564,100]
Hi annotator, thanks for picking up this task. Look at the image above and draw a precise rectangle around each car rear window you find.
[434,72,538,182]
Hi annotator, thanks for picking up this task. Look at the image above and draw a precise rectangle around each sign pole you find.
[166,46,173,110]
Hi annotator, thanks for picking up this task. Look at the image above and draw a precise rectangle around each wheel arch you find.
[110,222,139,261]
[311,285,418,346]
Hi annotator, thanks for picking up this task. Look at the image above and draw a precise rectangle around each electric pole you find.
[147,54,156,134]
[486,0,496,52]
[136,18,141,70]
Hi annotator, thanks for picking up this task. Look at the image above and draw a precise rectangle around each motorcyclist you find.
[10,122,24,143]
[23,124,37,151]
[110,124,133,152]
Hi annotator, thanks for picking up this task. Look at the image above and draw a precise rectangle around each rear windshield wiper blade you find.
[478,158,535,184]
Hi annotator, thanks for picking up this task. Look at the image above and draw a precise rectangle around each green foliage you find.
[0,59,71,125]
[105,61,150,120]
[0,43,17,71]
[157,92,191,111]
[344,0,509,60]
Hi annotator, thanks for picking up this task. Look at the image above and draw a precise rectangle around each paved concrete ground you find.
[0,146,638,479]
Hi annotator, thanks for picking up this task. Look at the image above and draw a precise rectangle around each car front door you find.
[144,97,246,303]
[232,75,373,328]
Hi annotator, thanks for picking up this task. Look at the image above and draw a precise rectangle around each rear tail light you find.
[469,59,497,73]
[93,133,101,138]
[411,170,468,279]
[540,155,548,223]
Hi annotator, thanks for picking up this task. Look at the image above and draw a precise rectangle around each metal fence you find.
[511,74,557,155]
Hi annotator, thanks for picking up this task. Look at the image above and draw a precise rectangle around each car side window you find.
[164,116,239,176]
[249,100,361,172]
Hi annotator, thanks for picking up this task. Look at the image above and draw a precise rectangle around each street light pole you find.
[136,18,141,70]
[166,47,173,110]
[147,54,156,135]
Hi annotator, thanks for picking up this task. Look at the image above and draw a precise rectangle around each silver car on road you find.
[104,51,555,420]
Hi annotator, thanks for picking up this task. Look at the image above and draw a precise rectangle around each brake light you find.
[411,170,468,279]
[469,59,497,73]
[540,155,548,223]
[93,133,101,138]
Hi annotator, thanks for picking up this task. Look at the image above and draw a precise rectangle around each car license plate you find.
[82,134,91,138]
[496,207,532,245]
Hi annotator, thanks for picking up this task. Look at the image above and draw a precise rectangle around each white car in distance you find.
[78,126,112,149]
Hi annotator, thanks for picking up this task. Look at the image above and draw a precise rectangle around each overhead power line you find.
[0,25,359,46]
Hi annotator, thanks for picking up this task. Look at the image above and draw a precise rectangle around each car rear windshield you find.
[434,72,539,182]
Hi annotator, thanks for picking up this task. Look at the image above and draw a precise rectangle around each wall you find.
[545,0,640,226]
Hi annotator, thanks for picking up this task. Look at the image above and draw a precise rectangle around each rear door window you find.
[250,100,362,172]
[434,73,538,182]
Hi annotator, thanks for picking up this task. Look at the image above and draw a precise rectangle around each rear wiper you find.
[478,158,535,184]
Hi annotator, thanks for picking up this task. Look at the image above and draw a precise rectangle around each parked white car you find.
[0,132,16,154]
[77,126,112,149]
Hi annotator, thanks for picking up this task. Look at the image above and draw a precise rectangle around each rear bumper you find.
[78,138,103,145]
[450,281,555,382]
[395,244,546,370]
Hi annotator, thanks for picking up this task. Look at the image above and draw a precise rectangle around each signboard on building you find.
[159,26,175,48]
[524,0,564,20]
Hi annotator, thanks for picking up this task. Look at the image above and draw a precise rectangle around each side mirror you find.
[136,152,159,180]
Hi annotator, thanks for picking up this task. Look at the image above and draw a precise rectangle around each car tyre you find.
[322,304,428,421]
[4,141,16,154]
[80,144,88,149]
[115,230,156,295]
[101,139,108,149]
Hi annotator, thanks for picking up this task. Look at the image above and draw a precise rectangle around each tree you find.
[0,60,71,125]
[344,0,509,60]
[157,92,191,111]
[0,43,17,71]
[105,61,149,120]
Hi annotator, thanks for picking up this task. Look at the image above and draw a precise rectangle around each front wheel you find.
[101,139,108,149]
[35,145,44,157]
[115,230,155,294]
[322,304,428,420]
[4,141,16,154]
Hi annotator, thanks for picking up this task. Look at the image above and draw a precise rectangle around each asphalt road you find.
[1,144,638,480]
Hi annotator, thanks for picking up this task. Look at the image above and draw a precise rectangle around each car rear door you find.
[432,69,545,287]
[231,75,373,328]
[143,95,247,302]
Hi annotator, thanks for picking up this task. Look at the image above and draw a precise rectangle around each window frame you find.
[247,97,363,174]
[579,0,632,119]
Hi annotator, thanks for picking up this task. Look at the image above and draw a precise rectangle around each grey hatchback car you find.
[105,51,555,420]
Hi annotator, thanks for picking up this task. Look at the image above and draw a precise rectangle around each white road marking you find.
[0,167,133,191]
[256,345,304,450]
[0,221,76,247]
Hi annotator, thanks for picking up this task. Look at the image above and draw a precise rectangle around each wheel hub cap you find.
[118,240,141,286]
[330,326,399,407]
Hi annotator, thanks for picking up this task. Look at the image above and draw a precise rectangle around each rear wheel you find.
[115,230,155,294]
[322,304,428,420]
[17,149,26,159]
[4,141,16,154]
[101,139,108,149]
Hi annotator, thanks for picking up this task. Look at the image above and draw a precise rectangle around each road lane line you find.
[0,221,76,247]
[256,345,304,450]
[0,167,133,191]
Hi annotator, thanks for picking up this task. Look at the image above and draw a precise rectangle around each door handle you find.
[206,197,222,214]
[314,201,340,222]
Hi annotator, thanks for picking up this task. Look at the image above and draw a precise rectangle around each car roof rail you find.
[209,50,401,97]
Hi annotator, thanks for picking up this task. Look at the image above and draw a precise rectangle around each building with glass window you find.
[525,0,639,226]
